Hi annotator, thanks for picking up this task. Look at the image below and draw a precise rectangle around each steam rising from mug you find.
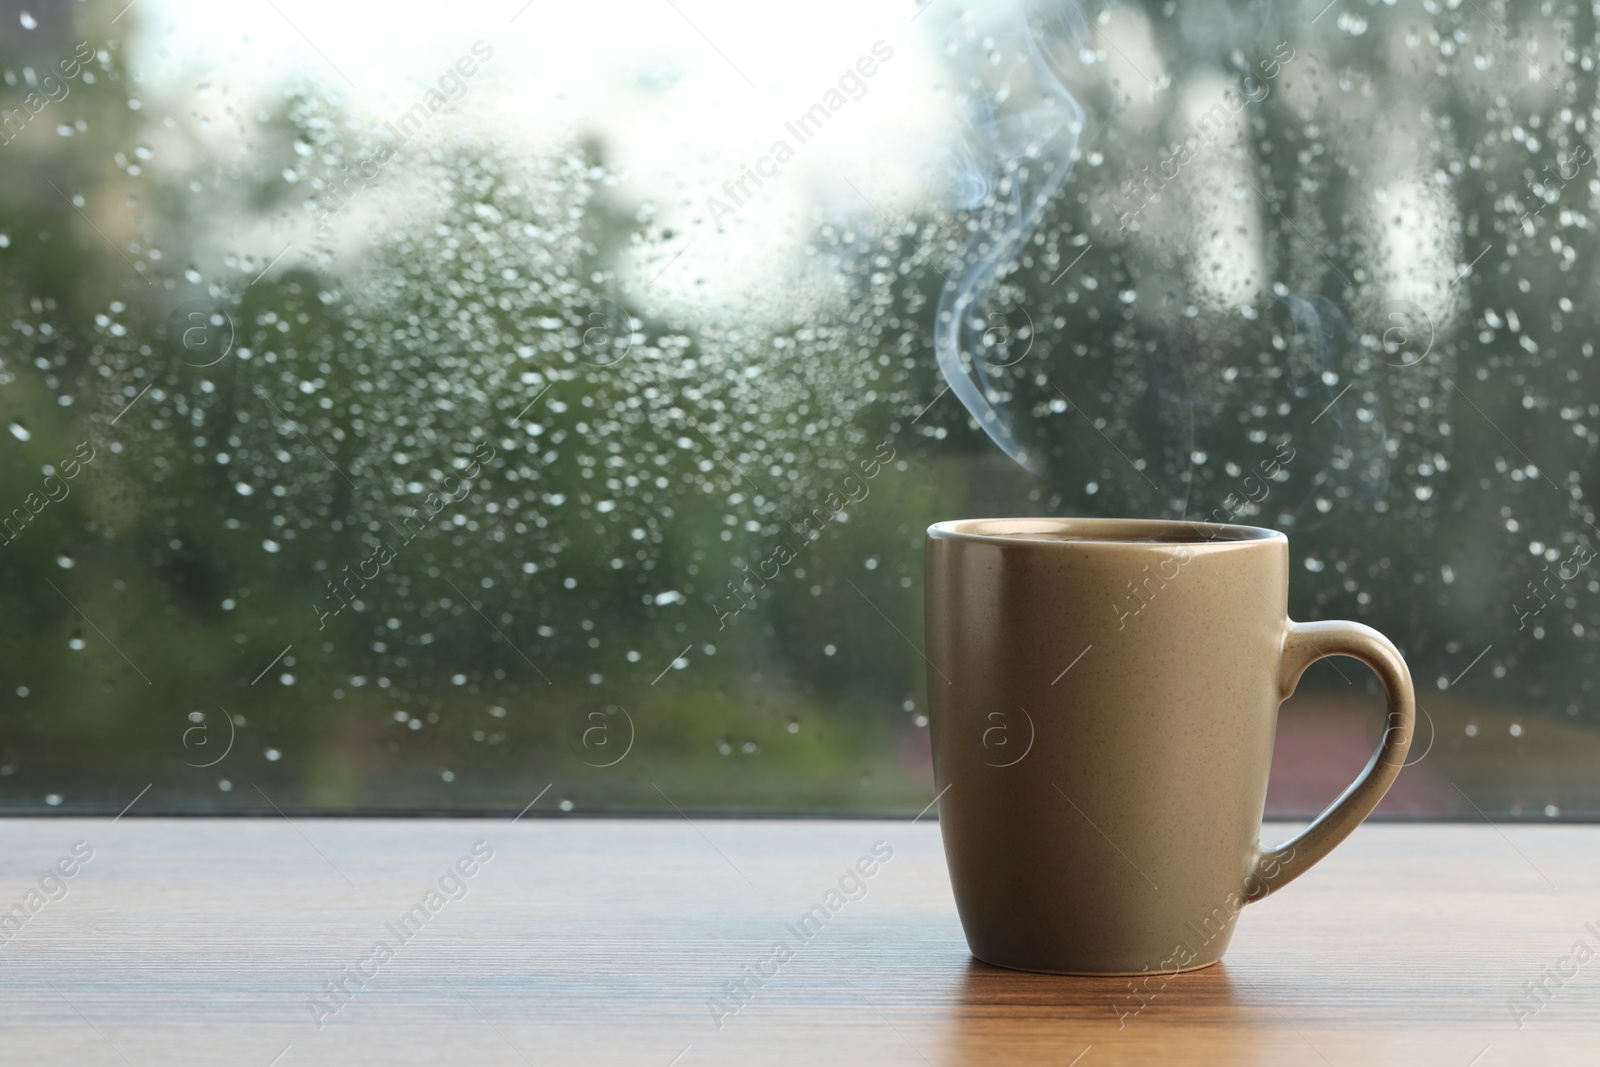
[934,3,1089,475]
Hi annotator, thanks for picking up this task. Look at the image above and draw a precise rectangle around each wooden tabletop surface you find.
[0,817,1594,1066]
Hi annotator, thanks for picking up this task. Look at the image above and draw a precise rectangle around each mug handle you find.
[1244,619,1415,902]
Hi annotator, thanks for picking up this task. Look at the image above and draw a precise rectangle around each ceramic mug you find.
[924,517,1415,975]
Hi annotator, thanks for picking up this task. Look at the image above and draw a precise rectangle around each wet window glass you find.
[1,0,1595,816]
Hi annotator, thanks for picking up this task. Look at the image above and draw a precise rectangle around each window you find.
[1,0,1594,816]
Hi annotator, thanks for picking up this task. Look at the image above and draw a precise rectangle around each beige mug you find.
[924,518,1415,975]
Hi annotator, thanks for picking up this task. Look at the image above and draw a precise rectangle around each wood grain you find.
[0,818,1594,1065]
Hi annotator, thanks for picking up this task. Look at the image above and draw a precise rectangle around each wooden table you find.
[0,818,1594,1065]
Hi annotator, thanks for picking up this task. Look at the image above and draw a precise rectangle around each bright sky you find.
[118,1,1459,338]
[124,0,970,321]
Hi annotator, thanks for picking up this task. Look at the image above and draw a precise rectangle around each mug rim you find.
[926,517,1286,549]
